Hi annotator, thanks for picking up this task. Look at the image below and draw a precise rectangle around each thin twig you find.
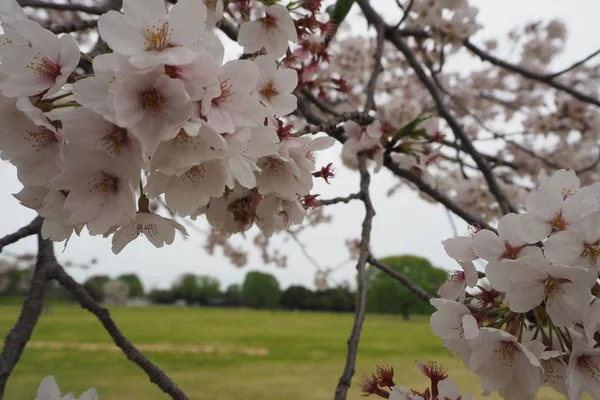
[333,154,374,400]
[0,233,52,397]
[54,265,191,400]
[0,216,43,253]
[319,193,361,206]
[286,230,323,271]
[366,255,432,303]
[463,39,600,108]
[545,48,600,80]
[49,19,98,34]
[363,24,385,112]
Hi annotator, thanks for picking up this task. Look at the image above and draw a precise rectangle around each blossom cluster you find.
[435,169,600,399]
[0,0,335,254]
[357,361,472,400]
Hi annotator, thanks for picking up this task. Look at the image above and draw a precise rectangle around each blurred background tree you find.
[241,271,281,309]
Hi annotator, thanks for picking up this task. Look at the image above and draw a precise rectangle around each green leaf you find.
[328,0,355,30]
[257,0,278,5]
[393,115,432,140]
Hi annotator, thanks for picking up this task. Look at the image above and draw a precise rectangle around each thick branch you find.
[50,19,98,34]
[463,39,600,108]
[333,154,374,400]
[0,216,43,253]
[367,254,432,303]
[54,265,190,400]
[0,234,52,397]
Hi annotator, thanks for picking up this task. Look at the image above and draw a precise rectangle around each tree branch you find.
[333,154,374,400]
[356,0,516,215]
[319,193,362,206]
[53,265,191,400]
[366,255,433,303]
[49,19,98,34]
[18,1,108,15]
[363,24,385,112]
[0,233,52,397]
[463,39,600,108]
[0,216,43,253]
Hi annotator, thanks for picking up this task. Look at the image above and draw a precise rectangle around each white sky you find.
[1,0,599,292]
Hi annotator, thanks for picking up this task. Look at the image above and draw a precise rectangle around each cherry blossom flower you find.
[200,186,258,234]
[48,146,139,236]
[162,50,221,102]
[238,4,298,58]
[438,378,474,400]
[98,0,207,68]
[468,328,543,398]
[341,121,384,171]
[200,60,263,134]
[0,19,79,97]
[472,213,542,291]
[544,210,600,269]
[429,298,479,366]
[540,351,568,397]
[582,297,600,345]
[111,212,188,254]
[61,107,142,163]
[519,184,597,244]
[504,256,595,326]
[437,260,478,302]
[113,66,195,157]
[254,55,298,116]
[442,235,477,261]
[221,126,280,189]
[39,190,82,242]
[566,340,600,399]
[35,376,98,400]
[255,195,306,237]
[145,160,228,216]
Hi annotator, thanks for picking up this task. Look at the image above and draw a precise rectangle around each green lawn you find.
[0,305,563,399]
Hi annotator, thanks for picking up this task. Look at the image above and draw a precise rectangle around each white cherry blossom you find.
[238,4,297,58]
[98,0,207,68]
[442,235,477,261]
[472,213,543,291]
[504,256,595,326]
[544,210,600,269]
[0,19,79,97]
[437,260,478,302]
[254,55,298,117]
[566,340,600,400]
[111,212,188,254]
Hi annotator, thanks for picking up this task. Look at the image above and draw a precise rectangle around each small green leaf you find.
[328,0,355,31]
[393,115,432,140]
[257,0,278,5]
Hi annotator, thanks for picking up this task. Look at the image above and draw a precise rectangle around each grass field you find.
[0,305,565,399]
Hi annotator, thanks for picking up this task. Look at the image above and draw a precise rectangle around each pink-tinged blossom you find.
[200,59,263,134]
[200,187,258,234]
[341,120,384,172]
[238,4,298,58]
[111,212,188,254]
[98,0,207,68]
[255,195,306,237]
[113,66,195,158]
[38,190,82,242]
[0,19,79,97]
[519,184,597,244]
[254,55,298,117]
[437,260,478,302]
[61,107,142,164]
[583,298,600,345]
[468,328,543,398]
[429,298,479,367]
[473,213,543,291]
[566,340,600,400]
[0,95,62,186]
[221,126,280,189]
[48,146,139,236]
[504,256,595,326]
[540,351,568,397]
[544,210,600,269]
[442,236,477,261]
[150,125,226,176]
[162,50,221,101]
[145,160,228,216]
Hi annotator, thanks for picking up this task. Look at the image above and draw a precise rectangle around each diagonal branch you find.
[0,216,43,253]
[356,0,516,215]
[367,254,432,303]
[53,265,191,400]
[319,193,362,206]
[463,39,600,108]
[49,19,98,34]
[0,233,53,397]
[333,154,375,400]
[363,24,385,112]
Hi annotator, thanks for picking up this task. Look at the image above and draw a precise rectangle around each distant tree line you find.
[1,255,447,317]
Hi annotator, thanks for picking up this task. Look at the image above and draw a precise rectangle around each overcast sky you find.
[1,0,599,292]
